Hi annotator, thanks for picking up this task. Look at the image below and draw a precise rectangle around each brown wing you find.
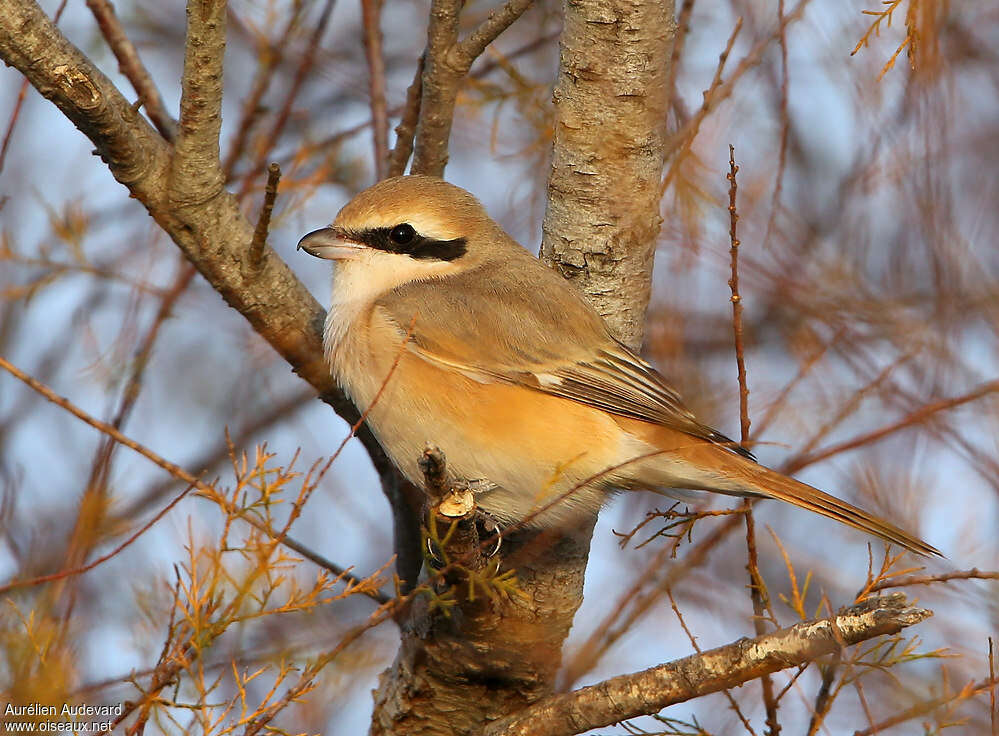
[375,260,752,459]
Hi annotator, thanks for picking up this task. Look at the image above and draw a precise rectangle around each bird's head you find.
[298,175,509,291]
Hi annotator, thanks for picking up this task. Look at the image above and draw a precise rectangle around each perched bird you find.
[299,175,940,556]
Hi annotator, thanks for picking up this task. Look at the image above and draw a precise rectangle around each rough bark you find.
[541,0,676,351]
[370,519,597,735]
[485,593,931,736]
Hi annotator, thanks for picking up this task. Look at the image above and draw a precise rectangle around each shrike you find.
[299,175,939,556]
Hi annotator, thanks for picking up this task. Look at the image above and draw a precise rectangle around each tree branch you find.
[0,0,423,582]
[85,0,177,141]
[410,0,462,176]
[360,0,389,179]
[486,594,931,736]
[456,0,535,63]
[171,0,226,207]
[386,54,423,177]
[867,567,999,593]
[0,0,343,437]
[411,0,534,176]
[784,378,999,474]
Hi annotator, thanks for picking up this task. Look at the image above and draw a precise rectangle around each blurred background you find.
[2,0,998,733]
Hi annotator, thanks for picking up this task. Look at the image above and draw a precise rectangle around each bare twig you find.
[360,0,389,179]
[991,637,997,736]
[237,0,336,199]
[387,54,424,177]
[751,328,844,440]
[851,674,999,736]
[0,483,194,595]
[744,501,780,735]
[0,80,30,177]
[0,0,68,175]
[785,379,999,474]
[729,144,779,735]
[486,594,931,736]
[661,17,743,195]
[665,0,696,111]
[249,162,281,269]
[866,567,999,593]
[806,652,841,736]
[614,506,746,550]
[667,589,757,736]
[761,0,789,253]
[728,145,751,443]
[300,30,551,177]
[661,0,813,195]
[90,260,197,477]
[457,0,535,61]
[561,513,745,689]
[112,388,314,524]
[0,356,387,603]
[791,351,914,464]
[419,444,450,498]
[86,0,178,140]
[221,2,306,179]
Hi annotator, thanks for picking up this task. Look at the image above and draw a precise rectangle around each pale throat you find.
[323,250,458,363]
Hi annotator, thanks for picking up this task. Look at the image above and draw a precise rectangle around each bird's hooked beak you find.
[297,227,367,261]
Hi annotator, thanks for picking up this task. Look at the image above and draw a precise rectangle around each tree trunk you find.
[542,0,675,352]
[368,0,675,732]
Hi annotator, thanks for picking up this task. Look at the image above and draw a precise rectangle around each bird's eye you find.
[389,223,416,245]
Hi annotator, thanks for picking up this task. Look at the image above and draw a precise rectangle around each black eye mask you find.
[341,224,468,262]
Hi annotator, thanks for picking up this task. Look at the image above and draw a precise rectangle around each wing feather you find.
[374,261,753,459]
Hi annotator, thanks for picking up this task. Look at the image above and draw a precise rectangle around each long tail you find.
[718,454,942,557]
[614,417,941,556]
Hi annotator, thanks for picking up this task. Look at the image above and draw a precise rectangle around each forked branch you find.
[411,0,534,175]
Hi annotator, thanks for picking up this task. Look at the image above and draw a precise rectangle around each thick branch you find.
[370,519,598,736]
[486,593,931,736]
[0,0,409,547]
[541,0,676,349]
[171,0,226,207]
[0,0,338,423]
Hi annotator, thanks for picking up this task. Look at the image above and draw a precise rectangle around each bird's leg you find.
[475,508,503,559]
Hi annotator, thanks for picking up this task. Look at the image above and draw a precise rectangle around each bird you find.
[298,175,940,557]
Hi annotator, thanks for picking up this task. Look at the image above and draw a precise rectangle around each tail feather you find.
[731,459,941,557]
[613,417,941,556]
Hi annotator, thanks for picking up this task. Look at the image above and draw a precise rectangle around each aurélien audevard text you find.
[5,705,122,718]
